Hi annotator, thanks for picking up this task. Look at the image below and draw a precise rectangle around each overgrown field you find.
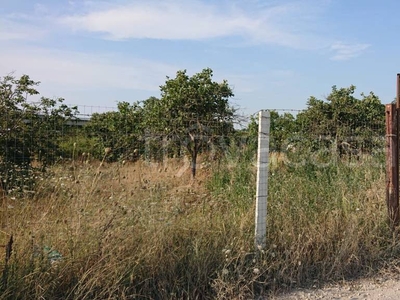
[0,150,399,299]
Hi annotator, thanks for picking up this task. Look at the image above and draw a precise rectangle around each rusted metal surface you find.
[386,103,399,228]
[397,74,400,109]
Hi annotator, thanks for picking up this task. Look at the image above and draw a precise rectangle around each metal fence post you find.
[255,110,270,250]
[386,103,399,228]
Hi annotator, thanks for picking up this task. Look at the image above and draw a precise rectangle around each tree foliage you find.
[0,74,77,193]
[85,101,144,161]
[242,85,385,165]
[1,69,386,193]
[143,68,236,177]
[270,111,298,152]
[296,85,385,153]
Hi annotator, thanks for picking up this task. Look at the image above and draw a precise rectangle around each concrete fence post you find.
[255,110,270,250]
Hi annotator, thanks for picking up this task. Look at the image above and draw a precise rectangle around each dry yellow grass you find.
[0,158,242,299]
[0,153,398,299]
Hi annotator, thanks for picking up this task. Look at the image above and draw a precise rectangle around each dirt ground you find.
[273,275,400,299]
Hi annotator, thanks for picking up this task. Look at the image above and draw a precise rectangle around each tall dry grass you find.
[0,149,398,299]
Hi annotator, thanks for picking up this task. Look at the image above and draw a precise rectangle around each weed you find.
[0,152,397,299]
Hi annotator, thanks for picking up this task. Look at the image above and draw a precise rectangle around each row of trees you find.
[68,79,387,176]
[0,69,386,193]
[84,68,236,178]
[0,69,236,193]
[268,85,385,155]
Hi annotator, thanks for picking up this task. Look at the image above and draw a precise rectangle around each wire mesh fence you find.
[0,103,386,195]
[0,103,388,296]
[0,104,251,195]
[267,107,385,170]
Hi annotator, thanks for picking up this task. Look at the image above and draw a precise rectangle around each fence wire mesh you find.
[267,108,385,169]
[0,104,251,195]
[0,104,386,194]
[0,102,388,285]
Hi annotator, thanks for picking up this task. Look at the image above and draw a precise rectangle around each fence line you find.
[0,103,389,258]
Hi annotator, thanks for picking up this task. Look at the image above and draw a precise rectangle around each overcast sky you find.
[1,0,399,116]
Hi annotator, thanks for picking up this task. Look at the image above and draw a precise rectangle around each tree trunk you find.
[191,147,198,179]
[187,135,199,179]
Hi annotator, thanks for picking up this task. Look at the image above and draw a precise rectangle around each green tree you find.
[270,111,297,152]
[243,111,297,153]
[85,101,144,161]
[237,115,258,154]
[0,74,77,193]
[143,68,236,178]
[141,96,168,161]
[296,85,385,155]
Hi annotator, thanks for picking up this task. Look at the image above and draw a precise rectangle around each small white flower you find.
[253,268,260,275]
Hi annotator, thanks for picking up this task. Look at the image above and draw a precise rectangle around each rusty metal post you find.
[395,73,400,226]
[386,103,399,228]
[397,73,400,109]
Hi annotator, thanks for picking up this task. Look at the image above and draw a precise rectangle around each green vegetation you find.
[0,70,393,299]
[83,101,145,161]
[0,74,77,194]
[153,68,235,178]
[0,150,393,299]
[73,69,236,177]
